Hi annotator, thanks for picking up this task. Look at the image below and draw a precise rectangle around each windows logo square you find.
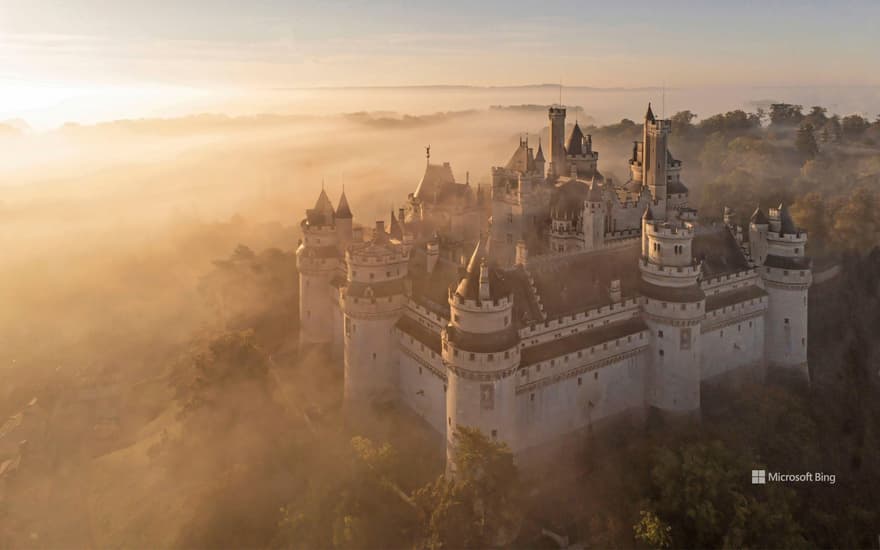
[751,469,766,484]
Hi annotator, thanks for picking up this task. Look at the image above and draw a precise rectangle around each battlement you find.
[645,220,695,239]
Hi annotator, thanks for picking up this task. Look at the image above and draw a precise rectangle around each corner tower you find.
[342,220,409,408]
[296,188,339,348]
[443,236,520,468]
[639,208,705,416]
[754,204,811,381]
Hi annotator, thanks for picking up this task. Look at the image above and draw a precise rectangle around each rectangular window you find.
[480,384,495,410]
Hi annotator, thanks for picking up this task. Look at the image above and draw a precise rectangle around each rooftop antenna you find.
[662,80,666,119]
[559,78,563,107]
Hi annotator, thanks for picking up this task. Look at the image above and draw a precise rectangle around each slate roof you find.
[521,317,648,366]
[534,140,545,162]
[396,315,442,354]
[777,203,798,234]
[336,190,353,218]
[414,162,457,202]
[505,141,535,173]
[529,244,642,318]
[705,285,767,312]
[566,122,585,155]
[764,254,811,270]
[750,206,769,225]
[693,227,750,278]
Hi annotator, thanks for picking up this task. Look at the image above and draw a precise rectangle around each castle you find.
[296,103,811,463]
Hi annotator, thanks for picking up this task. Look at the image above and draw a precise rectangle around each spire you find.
[777,202,797,234]
[566,121,585,156]
[750,204,769,225]
[336,188,353,219]
[645,102,656,123]
[313,187,335,217]
[535,137,545,162]
[455,234,490,301]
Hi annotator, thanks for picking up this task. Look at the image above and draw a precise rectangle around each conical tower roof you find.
[455,234,489,300]
[336,189,353,219]
[777,203,797,234]
[645,102,656,123]
[750,205,768,225]
[566,122,585,155]
[389,208,404,240]
[313,188,335,217]
[534,138,545,162]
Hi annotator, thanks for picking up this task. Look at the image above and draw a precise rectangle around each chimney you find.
[515,240,528,267]
[374,220,385,239]
[426,241,439,273]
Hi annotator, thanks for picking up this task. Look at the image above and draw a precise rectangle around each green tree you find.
[643,441,806,549]
[791,192,828,249]
[415,427,522,549]
[842,114,870,140]
[832,187,880,250]
[769,103,804,127]
[795,123,819,160]
[633,510,672,549]
[670,110,697,136]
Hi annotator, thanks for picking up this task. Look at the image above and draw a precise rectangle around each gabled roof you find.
[414,162,456,201]
[505,141,535,173]
[336,189,353,219]
[566,122,585,156]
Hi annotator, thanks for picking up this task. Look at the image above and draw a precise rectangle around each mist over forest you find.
[1,92,880,548]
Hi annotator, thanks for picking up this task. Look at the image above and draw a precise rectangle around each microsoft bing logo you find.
[751,469,766,484]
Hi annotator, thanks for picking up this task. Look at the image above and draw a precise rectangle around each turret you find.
[548,106,567,179]
[297,188,340,348]
[342,220,409,409]
[639,215,705,416]
[443,236,520,469]
[534,138,545,177]
[582,181,605,251]
[748,205,770,265]
[756,203,811,381]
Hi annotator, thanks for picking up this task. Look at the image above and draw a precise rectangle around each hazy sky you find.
[1,0,878,126]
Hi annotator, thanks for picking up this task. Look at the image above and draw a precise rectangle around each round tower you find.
[342,220,409,408]
[639,208,705,416]
[443,237,520,469]
[296,188,339,347]
[760,204,811,381]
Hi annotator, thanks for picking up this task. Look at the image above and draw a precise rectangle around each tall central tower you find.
[642,104,671,219]
[548,106,567,179]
